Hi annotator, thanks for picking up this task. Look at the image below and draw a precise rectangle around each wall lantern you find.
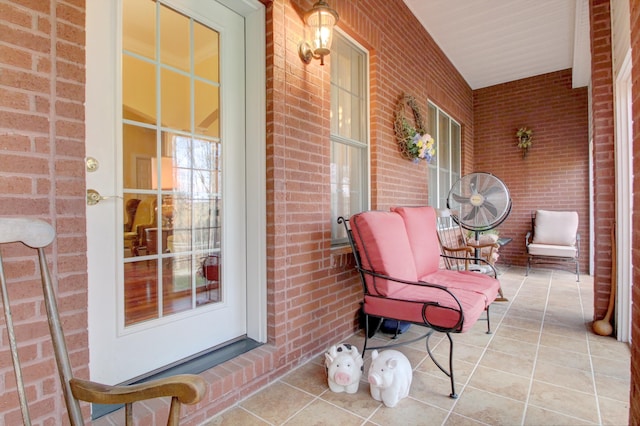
[298,0,339,65]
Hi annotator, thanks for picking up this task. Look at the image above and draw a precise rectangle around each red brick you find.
[0,22,51,54]
[0,44,32,69]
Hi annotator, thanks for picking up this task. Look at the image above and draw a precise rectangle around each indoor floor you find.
[203,267,630,426]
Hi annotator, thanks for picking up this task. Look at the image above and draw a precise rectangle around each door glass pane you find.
[123,56,156,124]
[160,4,190,72]
[161,68,191,132]
[122,2,222,327]
[194,22,219,81]
[195,80,219,137]
[123,0,155,60]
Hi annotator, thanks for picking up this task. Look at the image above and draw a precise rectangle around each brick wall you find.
[629,0,639,421]
[329,0,475,210]
[473,70,590,275]
[266,0,474,367]
[0,0,88,423]
[590,0,617,322]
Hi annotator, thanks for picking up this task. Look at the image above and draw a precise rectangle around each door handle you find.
[86,189,121,206]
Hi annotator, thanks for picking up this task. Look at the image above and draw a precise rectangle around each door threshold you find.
[92,337,262,419]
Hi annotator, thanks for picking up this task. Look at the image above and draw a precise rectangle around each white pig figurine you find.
[325,343,363,394]
[367,349,412,407]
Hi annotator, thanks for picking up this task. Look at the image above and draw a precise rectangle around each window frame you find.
[329,29,370,245]
[427,101,462,210]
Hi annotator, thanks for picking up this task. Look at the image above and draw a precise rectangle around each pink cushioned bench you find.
[339,206,501,398]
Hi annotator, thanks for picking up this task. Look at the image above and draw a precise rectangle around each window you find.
[330,32,369,244]
[427,103,461,208]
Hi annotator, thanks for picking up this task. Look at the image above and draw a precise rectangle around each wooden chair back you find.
[0,218,206,425]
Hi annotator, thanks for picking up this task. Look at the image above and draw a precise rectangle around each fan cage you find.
[446,172,512,232]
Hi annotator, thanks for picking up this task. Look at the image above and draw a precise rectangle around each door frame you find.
[614,50,632,343]
[85,0,266,383]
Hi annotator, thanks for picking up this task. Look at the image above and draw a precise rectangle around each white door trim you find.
[244,5,267,343]
[614,50,632,343]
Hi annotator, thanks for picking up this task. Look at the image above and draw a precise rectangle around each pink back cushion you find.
[391,206,441,277]
[350,211,418,296]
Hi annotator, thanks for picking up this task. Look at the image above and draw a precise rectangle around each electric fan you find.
[447,172,512,233]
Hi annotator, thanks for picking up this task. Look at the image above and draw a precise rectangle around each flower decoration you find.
[516,127,533,158]
[408,133,436,163]
[394,93,436,163]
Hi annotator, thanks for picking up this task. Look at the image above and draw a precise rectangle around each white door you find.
[86,0,247,384]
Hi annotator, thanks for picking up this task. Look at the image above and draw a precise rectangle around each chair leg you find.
[485,305,492,334]
[576,261,580,282]
[424,330,458,399]
[526,257,530,276]
[362,314,383,354]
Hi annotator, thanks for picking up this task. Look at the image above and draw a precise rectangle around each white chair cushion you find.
[528,243,577,258]
[532,210,578,246]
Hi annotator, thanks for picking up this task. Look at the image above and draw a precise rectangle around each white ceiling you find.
[402,0,591,90]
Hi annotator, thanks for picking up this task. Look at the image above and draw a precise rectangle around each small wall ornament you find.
[394,93,435,164]
[516,127,533,158]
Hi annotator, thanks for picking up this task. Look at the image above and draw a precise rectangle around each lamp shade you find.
[151,157,175,190]
[304,1,338,57]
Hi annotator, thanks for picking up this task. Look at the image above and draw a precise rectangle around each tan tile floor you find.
[203,267,631,425]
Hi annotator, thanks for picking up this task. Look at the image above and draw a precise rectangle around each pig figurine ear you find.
[387,358,398,369]
[371,349,379,360]
[325,345,338,366]
[325,352,334,366]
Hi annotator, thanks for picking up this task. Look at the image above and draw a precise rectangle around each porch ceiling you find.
[403,0,591,90]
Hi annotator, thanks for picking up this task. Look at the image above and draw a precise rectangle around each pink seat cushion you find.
[421,269,500,308]
[364,284,487,333]
[350,211,418,296]
[364,268,499,333]
[391,206,441,277]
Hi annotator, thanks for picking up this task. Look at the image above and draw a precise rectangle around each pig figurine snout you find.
[325,343,363,394]
[367,349,412,407]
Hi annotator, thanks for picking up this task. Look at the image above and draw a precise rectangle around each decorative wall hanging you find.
[394,93,435,163]
[516,127,533,158]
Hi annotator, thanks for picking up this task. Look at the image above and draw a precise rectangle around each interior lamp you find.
[151,157,175,227]
[151,157,175,190]
[298,0,339,65]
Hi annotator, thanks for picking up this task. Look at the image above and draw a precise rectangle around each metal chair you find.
[526,210,580,281]
[0,218,206,425]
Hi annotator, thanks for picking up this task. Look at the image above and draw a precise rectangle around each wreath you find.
[516,127,533,158]
[394,93,435,163]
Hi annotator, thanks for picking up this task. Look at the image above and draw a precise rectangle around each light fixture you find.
[151,157,176,227]
[298,0,339,65]
[151,157,175,190]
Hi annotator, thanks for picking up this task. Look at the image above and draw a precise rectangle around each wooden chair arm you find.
[466,242,499,250]
[69,374,206,406]
[441,245,474,254]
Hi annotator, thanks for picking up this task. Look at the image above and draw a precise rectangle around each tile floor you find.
[203,267,631,425]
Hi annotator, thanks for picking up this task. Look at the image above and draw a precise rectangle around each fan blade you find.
[470,175,478,193]
[463,206,479,221]
[483,200,498,217]
[482,186,504,197]
[451,193,471,204]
